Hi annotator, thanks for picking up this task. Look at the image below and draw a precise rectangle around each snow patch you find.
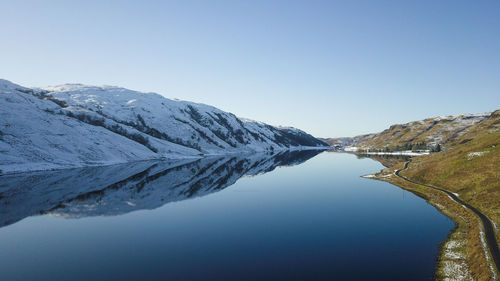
[441,236,472,281]
[467,151,489,160]
[360,150,429,156]
[480,228,499,280]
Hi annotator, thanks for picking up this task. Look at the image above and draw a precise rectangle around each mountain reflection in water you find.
[0,150,322,227]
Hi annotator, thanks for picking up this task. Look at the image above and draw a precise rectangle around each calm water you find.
[0,151,453,281]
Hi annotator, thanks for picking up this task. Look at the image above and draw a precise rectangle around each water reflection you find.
[355,154,411,167]
[0,150,322,227]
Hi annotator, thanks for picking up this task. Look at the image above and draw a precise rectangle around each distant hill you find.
[324,111,497,152]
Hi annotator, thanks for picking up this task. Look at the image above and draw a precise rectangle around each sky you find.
[1,0,499,137]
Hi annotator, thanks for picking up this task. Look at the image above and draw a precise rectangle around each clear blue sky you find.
[1,0,499,137]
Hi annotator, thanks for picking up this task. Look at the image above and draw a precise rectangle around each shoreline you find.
[343,146,430,156]
[396,161,500,280]
[365,160,499,281]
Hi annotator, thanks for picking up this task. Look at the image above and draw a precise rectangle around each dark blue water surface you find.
[0,151,453,281]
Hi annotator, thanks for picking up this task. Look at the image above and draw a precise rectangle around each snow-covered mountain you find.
[0,79,327,174]
[0,150,322,227]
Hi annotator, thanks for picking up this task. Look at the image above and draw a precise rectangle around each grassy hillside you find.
[402,111,500,242]
[355,112,492,151]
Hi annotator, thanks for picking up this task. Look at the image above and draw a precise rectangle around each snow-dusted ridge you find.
[0,79,327,174]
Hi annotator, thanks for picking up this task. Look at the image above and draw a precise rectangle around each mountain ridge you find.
[324,110,497,151]
[0,79,327,174]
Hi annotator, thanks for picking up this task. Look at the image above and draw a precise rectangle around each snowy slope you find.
[0,79,326,174]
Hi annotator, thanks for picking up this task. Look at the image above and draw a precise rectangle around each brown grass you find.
[358,110,499,150]
[402,130,500,246]
[371,163,495,280]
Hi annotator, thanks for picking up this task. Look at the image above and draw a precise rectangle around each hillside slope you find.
[325,112,493,151]
[401,110,500,242]
[0,79,326,174]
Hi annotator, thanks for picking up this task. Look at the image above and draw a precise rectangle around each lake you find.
[0,151,453,281]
